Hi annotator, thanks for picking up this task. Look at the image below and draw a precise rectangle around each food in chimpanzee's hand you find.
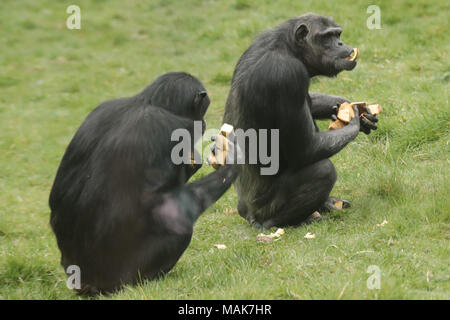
[329,102,382,130]
[208,123,234,169]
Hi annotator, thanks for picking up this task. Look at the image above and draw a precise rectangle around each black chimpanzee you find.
[222,13,378,228]
[49,72,239,294]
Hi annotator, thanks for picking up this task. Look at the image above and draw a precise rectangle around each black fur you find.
[223,13,376,228]
[49,72,238,294]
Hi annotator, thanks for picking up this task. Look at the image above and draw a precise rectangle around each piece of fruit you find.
[345,48,359,61]
[329,101,382,130]
[208,123,234,169]
[367,104,382,115]
[304,232,316,239]
[337,102,355,123]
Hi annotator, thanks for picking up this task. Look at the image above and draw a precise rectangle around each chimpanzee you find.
[222,13,378,228]
[49,72,240,294]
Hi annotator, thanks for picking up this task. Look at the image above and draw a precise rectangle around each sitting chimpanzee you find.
[49,72,240,294]
[222,13,378,228]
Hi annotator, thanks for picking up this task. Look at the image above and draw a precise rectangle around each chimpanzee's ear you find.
[194,91,209,113]
[295,24,309,42]
[194,91,207,106]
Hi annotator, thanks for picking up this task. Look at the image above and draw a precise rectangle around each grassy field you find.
[0,0,449,300]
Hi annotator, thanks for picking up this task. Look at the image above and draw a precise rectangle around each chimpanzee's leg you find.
[136,166,239,279]
[255,159,341,228]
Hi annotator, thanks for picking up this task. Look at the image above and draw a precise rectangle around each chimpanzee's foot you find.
[319,196,351,213]
[246,213,264,229]
[251,220,264,229]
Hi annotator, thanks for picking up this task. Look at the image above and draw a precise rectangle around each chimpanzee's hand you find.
[359,107,378,135]
[348,106,360,131]
[330,98,351,121]
[330,106,338,121]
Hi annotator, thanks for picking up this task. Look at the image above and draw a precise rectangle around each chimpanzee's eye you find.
[321,33,334,46]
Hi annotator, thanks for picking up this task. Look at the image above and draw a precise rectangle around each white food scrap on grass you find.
[271,228,285,238]
[256,228,285,243]
[214,244,227,249]
[376,219,388,227]
[256,234,273,243]
[304,232,316,239]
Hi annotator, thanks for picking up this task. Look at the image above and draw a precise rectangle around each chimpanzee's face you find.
[294,14,357,77]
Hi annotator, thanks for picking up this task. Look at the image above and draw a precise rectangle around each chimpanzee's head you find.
[290,13,357,77]
[140,72,210,122]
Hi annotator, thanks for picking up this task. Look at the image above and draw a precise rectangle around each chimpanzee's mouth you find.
[345,48,359,61]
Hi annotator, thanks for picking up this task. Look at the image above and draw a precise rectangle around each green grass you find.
[0,0,449,300]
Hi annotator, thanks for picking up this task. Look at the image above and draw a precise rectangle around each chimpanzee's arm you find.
[147,132,242,234]
[180,165,239,221]
[308,92,350,120]
[309,114,360,161]
[148,165,239,235]
[284,102,361,168]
